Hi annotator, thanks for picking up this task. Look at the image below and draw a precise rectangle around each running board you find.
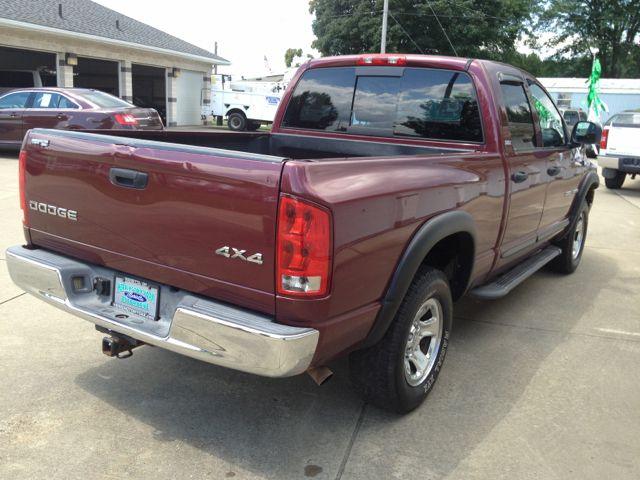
[468,246,562,299]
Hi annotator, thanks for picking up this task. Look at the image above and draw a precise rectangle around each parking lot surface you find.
[1,149,639,479]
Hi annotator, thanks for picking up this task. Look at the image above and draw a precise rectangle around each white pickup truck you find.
[597,110,640,189]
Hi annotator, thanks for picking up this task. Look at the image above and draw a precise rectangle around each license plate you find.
[113,275,159,320]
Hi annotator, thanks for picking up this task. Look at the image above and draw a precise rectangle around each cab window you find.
[529,84,565,147]
[499,82,536,150]
[282,67,484,142]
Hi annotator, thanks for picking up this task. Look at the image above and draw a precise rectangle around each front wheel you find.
[349,266,452,413]
[548,202,589,274]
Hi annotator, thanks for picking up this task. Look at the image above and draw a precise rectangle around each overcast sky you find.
[92,0,319,77]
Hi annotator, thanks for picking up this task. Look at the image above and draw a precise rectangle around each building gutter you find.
[0,17,231,66]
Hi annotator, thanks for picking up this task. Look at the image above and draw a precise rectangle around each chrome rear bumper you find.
[6,246,318,377]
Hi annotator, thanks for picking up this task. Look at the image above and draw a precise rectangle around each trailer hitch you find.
[96,326,144,359]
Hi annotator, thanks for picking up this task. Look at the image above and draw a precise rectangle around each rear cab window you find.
[606,113,640,127]
[281,67,484,143]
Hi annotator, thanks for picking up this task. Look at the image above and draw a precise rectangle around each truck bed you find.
[58,128,470,160]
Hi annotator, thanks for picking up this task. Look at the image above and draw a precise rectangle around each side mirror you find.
[571,121,602,144]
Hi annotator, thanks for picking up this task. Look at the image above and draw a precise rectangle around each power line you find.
[388,11,424,54]
[425,0,458,57]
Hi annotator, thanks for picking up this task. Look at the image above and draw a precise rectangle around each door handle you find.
[109,168,148,189]
[57,113,68,119]
[548,166,561,176]
[512,171,529,183]
[10,112,20,117]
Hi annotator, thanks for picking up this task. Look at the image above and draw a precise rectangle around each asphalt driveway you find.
[1,149,638,479]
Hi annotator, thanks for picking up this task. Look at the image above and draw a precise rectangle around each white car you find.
[597,111,640,189]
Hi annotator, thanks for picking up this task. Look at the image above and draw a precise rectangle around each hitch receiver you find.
[97,326,144,359]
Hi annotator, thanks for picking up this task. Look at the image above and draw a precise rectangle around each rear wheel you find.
[604,170,626,189]
[227,113,246,131]
[245,122,261,131]
[548,202,589,274]
[349,266,452,413]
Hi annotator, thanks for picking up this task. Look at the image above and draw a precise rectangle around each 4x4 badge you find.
[215,246,263,265]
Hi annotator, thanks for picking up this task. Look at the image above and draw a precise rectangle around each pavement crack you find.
[456,316,640,344]
[604,185,640,211]
[0,293,26,306]
[335,403,367,480]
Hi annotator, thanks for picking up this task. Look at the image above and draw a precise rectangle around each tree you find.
[537,0,640,78]
[309,0,537,60]
[285,48,304,67]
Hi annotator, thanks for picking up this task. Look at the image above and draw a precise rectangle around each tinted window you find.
[0,71,34,88]
[33,92,62,108]
[579,111,588,121]
[59,96,79,109]
[563,111,578,126]
[529,84,565,147]
[395,70,482,142]
[31,93,80,109]
[0,91,31,108]
[77,91,133,108]
[352,76,400,129]
[500,83,535,150]
[282,68,356,131]
[282,67,483,142]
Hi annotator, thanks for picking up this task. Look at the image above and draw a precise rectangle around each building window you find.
[557,93,572,108]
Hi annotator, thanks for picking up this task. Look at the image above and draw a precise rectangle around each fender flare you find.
[559,170,599,240]
[361,210,478,349]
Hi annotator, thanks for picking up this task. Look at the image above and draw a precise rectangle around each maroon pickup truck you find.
[7,54,601,413]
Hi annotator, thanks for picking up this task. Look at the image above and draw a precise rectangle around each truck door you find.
[496,79,548,262]
[528,82,585,230]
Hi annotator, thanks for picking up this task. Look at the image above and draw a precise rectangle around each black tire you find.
[349,266,452,414]
[245,122,261,131]
[548,202,589,274]
[227,112,246,131]
[604,170,626,189]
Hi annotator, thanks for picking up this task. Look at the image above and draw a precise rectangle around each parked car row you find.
[0,87,163,147]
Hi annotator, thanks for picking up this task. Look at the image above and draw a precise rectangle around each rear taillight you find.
[114,114,138,125]
[600,128,609,150]
[19,150,28,227]
[356,54,407,66]
[276,195,331,296]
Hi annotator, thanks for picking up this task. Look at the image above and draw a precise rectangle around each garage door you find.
[176,69,203,126]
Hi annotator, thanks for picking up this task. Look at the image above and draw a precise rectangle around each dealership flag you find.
[264,55,271,72]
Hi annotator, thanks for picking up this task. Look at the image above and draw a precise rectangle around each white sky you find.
[92,0,319,77]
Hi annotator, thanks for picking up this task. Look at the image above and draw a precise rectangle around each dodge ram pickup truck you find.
[7,54,601,413]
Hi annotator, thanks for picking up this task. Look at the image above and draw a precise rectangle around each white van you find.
[0,70,43,95]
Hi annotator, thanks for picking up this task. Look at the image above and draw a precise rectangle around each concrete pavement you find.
[0,148,638,479]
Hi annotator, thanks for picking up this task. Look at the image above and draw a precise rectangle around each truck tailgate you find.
[606,124,640,157]
[23,129,286,311]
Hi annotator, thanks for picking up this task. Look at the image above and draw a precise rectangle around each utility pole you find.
[214,42,218,75]
[381,0,389,53]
